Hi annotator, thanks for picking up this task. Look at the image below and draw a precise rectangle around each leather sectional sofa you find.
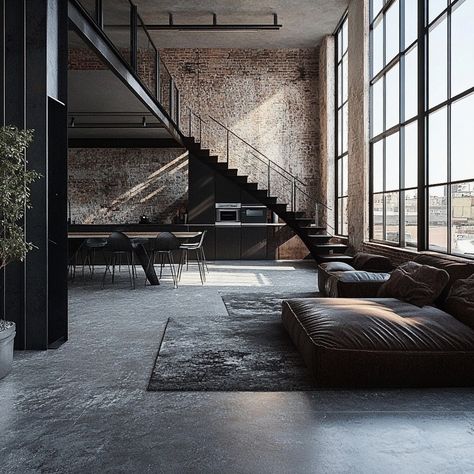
[317,252,393,297]
[283,252,474,387]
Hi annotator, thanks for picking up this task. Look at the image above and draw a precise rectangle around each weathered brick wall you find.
[68,148,188,224]
[160,48,323,215]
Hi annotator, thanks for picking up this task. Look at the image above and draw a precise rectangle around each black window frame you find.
[369,0,474,259]
[334,11,349,236]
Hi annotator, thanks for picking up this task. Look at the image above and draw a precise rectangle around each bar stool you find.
[147,232,180,288]
[102,231,136,289]
[82,238,108,278]
[178,230,208,284]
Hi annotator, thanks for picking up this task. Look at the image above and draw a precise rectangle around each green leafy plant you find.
[0,126,39,325]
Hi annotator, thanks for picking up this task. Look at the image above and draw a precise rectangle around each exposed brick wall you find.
[160,48,322,215]
[68,148,188,224]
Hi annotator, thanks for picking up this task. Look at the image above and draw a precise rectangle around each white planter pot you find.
[0,322,15,380]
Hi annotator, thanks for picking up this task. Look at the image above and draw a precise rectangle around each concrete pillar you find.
[347,0,370,250]
[318,36,336,232]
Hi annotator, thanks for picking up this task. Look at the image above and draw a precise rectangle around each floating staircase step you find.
[306,234,332,243]
[245,182,259,191]
[315,254,354,263]
[293,218,314,226]
[313,243,349,254]
[300,226,327,233]
[282,211,306,219]
[202,155,218,163]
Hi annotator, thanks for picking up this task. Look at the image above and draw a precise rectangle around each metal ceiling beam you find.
[128,13,282,31]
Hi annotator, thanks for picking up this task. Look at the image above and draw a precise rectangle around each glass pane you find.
[429,185,448,252]
[385,191,400,243]
[337,29,343,61]
[342,104,349,154]
[405,189,418,247]
[342,54,348,104]
[451,0,474,97]
[404,46,418,121]
[385,64,400,130]
[451,181,474,257]
[429,0,447,23]
[404,121,418,189]
[338,200,343,234]
[137,17,157,96]
[373,140,384,193]
[372,0,384,21]
[428,18,448,108]
[451,93,474,183]
[386,132,400,191]
[337,63,343,107]
[404,0,418,48]
[372,78,384,137]
[372,18,384,77]
[342,18,348,54]
[103,0,131,65]
[342,155,348,196]
[385,1,400,64]
[341,197,348,235]
[338,107,343,154]
[337,159,343,196]
[428,107,448,185]
[373,193,384,239]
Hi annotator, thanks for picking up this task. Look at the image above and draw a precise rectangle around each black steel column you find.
[0,0,68,349]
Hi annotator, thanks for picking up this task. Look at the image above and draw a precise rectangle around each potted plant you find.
[0,126,38,379]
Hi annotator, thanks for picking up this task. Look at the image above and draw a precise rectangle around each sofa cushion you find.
[377,261,449,307]
[444,275,474,330]
[413,253,474,305]
[282,297,474,387]
[326,270,390,298]
[352,252,393,272]
[317,261,356,295]
[319,262,356,272]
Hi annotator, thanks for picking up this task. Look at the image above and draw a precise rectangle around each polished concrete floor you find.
[1,260,474,473]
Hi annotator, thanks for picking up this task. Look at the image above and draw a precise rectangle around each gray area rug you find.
[147,292,318,391]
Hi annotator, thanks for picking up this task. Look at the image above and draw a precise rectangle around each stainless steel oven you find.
[215,203,241,224]
[241,205,268,223]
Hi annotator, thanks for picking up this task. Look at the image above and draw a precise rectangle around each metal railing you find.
[74,0,332,229]
[185,109,332,227]
[75,0,180,126]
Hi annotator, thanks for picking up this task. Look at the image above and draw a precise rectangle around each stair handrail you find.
[207,115,307,188]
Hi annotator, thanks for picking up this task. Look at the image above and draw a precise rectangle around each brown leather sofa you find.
[318,252,393,297]
[283,252,474,388]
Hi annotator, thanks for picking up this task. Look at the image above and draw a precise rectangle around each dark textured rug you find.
[147,292,318,391]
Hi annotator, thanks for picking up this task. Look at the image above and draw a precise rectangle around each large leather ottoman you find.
[282,297,474,388]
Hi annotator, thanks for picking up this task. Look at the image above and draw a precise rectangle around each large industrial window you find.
[335,13,348,236]
[369,0,474,258]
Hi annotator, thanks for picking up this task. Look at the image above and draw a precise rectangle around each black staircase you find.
[183,113,350,263]
[70,0,350,263]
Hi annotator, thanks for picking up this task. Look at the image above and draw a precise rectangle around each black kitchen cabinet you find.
[215,227,241,260]
[241,227,267,259]
[188,155,215,223]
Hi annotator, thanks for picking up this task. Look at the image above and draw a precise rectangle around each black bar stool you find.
[178,230,208,284]
[102,231,136,289]
[147,232,180,288]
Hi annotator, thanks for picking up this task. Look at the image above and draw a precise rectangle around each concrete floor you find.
[1,260,474,473]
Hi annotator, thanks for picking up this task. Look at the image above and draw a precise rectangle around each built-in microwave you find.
[215,203,241,224]
[241,205,268,223]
